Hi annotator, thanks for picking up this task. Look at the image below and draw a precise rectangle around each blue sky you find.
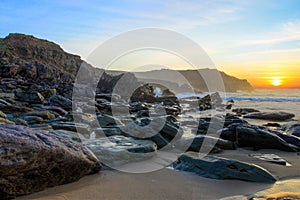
[1,0,300,87]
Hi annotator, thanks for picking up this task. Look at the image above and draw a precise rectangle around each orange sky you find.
[219,61,300,88]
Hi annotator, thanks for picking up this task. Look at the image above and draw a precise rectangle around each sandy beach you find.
[18,149,300,200]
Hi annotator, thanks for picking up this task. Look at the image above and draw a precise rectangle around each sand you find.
[17,149,300,200]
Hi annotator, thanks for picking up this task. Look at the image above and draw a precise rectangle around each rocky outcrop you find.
[173,152,277,183]
[0,124,101,199]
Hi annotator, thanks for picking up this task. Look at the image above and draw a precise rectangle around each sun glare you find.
[271,78,282,87]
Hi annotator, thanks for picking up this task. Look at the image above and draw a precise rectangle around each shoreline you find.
[17,149,300,200]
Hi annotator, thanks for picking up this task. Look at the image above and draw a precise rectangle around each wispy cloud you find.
[238,20,300,45]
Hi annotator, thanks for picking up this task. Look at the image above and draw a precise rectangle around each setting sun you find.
[271,78,282,86]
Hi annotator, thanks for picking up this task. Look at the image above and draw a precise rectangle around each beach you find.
[16,89,300,200]
[17,149,300,200]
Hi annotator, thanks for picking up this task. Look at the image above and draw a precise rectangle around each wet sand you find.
[18,149,300,200]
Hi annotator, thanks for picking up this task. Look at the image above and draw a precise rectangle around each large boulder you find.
[0,124,101,199]
[244,112,295,121]
[173,152,277,183]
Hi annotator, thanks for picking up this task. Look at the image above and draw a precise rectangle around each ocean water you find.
[178,88,300,122]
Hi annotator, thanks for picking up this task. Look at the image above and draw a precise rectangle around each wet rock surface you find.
[85,135,157,167]
[173,152,277,183]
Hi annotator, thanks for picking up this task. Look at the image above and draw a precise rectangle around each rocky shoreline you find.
[1,33,300,199]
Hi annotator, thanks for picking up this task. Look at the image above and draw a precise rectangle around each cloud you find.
[238,20,300,45]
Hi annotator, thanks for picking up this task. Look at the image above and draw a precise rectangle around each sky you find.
[1,0,300,88]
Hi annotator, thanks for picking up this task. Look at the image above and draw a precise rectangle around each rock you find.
[271,131,300,148]
[30,124,53,131]
[10,118,28,126]
[173,152,277,183]
[94,127,126,137]
[0,103,32,113]
[262,122,281,127]
[217,123,243,142]
[85,135,157,167]
[150,133,170,149]
[23,116,44,124]
[50,130,83,143]
[48,95,72,110]
[244,112,295,121]
[197,114,247,135]
[236,124,299,152]
[41,105,68,116]
[198,92,223,111]
[175,135,235,153]
[97,114,124,127]
[23,111,56,120]
[282,122,300,137]
[40,88,56,99]
[0,124,101,199]
[50,122,91,137]
[249,153,288,166]
[15,90,46,104]
[0,111,14,124]
[232,108,260,115]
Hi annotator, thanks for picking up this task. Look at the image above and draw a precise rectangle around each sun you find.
[271,78,282,86]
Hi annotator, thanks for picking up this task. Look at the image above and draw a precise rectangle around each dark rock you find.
[198,92,223,111]
[271,130,300,148]
[94,127,126,137]
[97,114,123,127]
[15,90,46,104]
[150,133,170,149]
[23,116,43,124]
[236,124,299,152]
[282,122,300,137]
[244,112,295,121]
[175,135,235,153]
[263,122,281,127]
[23,111,55,120]
[41,105,68,116]
[0,124,101,199]
[0,103,32,114]
[232,108,260,115]
[173,152,277,183]
[40,88,56,99]
[48,95,72,111]
[50,122,91,137]
[217,123,242,142]
[30,124,53,131]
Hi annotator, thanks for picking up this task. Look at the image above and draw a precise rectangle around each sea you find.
[178,88,300,124]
